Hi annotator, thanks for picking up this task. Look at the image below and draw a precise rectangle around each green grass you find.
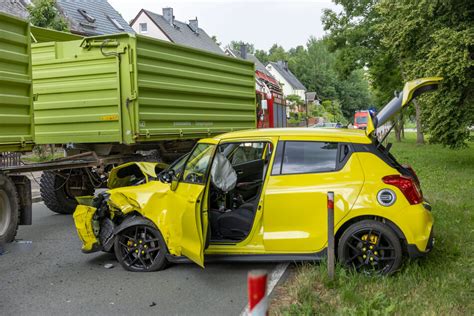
[22,152,63,163]
[272,133,474,315]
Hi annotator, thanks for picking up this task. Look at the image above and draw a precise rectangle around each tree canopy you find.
[323,0,473,148]
[28,0,68,32]
[247,38,373,121]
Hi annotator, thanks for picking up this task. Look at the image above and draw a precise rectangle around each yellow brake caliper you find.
[361,234,379,263]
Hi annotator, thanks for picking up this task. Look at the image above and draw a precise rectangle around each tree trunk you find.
[394,119,402,142]
[413,99,424,144]
[400,112,405,139]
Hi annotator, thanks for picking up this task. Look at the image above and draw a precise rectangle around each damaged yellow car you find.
[74,78,441,275]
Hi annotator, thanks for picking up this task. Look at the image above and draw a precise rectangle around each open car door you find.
[366,77,443,136]
[170,142,216,267]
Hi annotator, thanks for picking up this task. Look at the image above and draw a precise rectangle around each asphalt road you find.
[0,203,276,315]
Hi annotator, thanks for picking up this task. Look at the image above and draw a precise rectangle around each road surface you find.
[0,203,277,315]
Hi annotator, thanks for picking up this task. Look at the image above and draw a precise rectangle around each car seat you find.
[215,202,255,240]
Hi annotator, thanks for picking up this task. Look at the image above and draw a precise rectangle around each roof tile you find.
[57,0,134,35]
[143,9,223,55]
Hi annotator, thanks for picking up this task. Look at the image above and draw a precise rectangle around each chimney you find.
[240,44,247,60]
[277,60,289,71]
[189,17,199,34]
[162,7,174,25]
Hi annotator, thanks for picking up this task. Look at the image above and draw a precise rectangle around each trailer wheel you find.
[0,175,19,243]
[40,170,95,215]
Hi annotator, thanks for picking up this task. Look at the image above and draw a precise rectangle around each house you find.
[55,0,134,36]
[130,8,223,54]
[0,0,29,19]
[225,45,287,128]
[305,91,320,106]
[266,60,307,100]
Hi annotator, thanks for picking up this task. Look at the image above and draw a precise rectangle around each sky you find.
[108,0,339,51]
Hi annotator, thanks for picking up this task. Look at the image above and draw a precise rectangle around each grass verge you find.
[271,133,473,315]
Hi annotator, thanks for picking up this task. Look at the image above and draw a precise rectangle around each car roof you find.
[209,128,372,144]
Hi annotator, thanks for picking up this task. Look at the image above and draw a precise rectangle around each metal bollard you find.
[327,191,335,280]
[248,270,268,316]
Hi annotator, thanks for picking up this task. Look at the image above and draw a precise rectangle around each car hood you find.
[106,180,171,215]
[108,161,168,189]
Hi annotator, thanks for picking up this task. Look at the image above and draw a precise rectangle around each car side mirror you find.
[168,170,179,191]
[170,178,179,191]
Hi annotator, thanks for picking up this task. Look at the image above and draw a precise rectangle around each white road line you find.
[240,262,289,316]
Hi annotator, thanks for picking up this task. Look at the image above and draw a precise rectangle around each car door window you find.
[230,143,265,165]
[279,141,338,174]
[182,143,215,184]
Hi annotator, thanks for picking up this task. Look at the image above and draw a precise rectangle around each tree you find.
[286,94,304,111]
[254,49,269,63]
[229,40,255,54]
[28,0,68,31]
[211,35,221,46]
[250,39,373,125]
[267,44,289,62]
[376,0,473,148]
[323,0,474,148]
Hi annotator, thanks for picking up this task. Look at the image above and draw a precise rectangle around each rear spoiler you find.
[366,77,443,136]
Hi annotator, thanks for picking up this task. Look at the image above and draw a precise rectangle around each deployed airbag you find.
[211,152,237,193]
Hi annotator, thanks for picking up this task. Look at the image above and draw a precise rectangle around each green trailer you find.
[0,12,34,243]
[0,13,34,152]
[32,33,256,145]
[0,15,256,240]
[29,33,256,215]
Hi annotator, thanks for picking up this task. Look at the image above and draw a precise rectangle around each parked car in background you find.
[312,122,343,128]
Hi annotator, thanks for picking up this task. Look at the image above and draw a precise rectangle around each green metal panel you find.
[32,39,124,144]
[134,35,256,141]
[30,26,82,43]
[0,12,34,152]
[32,34,256,145]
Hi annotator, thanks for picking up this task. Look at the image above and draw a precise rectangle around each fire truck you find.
[255,71,287,128]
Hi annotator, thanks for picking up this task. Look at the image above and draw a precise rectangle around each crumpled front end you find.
[73,204,100,253]
[107,162,168,189]
[73,178,173,256]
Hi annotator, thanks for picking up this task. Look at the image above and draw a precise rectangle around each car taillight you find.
[403,164,420,185]
[382,175,423,205]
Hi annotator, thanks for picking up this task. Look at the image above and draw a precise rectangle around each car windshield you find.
[169,154,189,176]
[182,143,215,184]
[356,116,368,124]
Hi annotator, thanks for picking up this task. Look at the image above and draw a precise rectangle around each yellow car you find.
[74,78,441,275]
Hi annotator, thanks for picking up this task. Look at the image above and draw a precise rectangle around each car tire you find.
[338,220,403,275]
[114,223,169,272]
[0,175,19,244]
[40,170,95,215]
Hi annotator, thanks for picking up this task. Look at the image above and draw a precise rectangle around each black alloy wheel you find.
[114,224,168,272]
[338,220,402,275]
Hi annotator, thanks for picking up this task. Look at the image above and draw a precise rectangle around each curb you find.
[32,196,42,203]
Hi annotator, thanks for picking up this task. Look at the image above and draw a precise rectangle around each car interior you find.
[208,141,273,242]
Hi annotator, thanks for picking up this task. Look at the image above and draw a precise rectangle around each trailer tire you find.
[0,175,19,243]
[40,170,95,215]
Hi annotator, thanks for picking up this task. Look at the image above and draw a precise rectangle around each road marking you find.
[240,262,289,316]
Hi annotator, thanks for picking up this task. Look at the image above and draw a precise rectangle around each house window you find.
[78,9,95,23]
[107,15,125,31]
[139,23,148,33]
